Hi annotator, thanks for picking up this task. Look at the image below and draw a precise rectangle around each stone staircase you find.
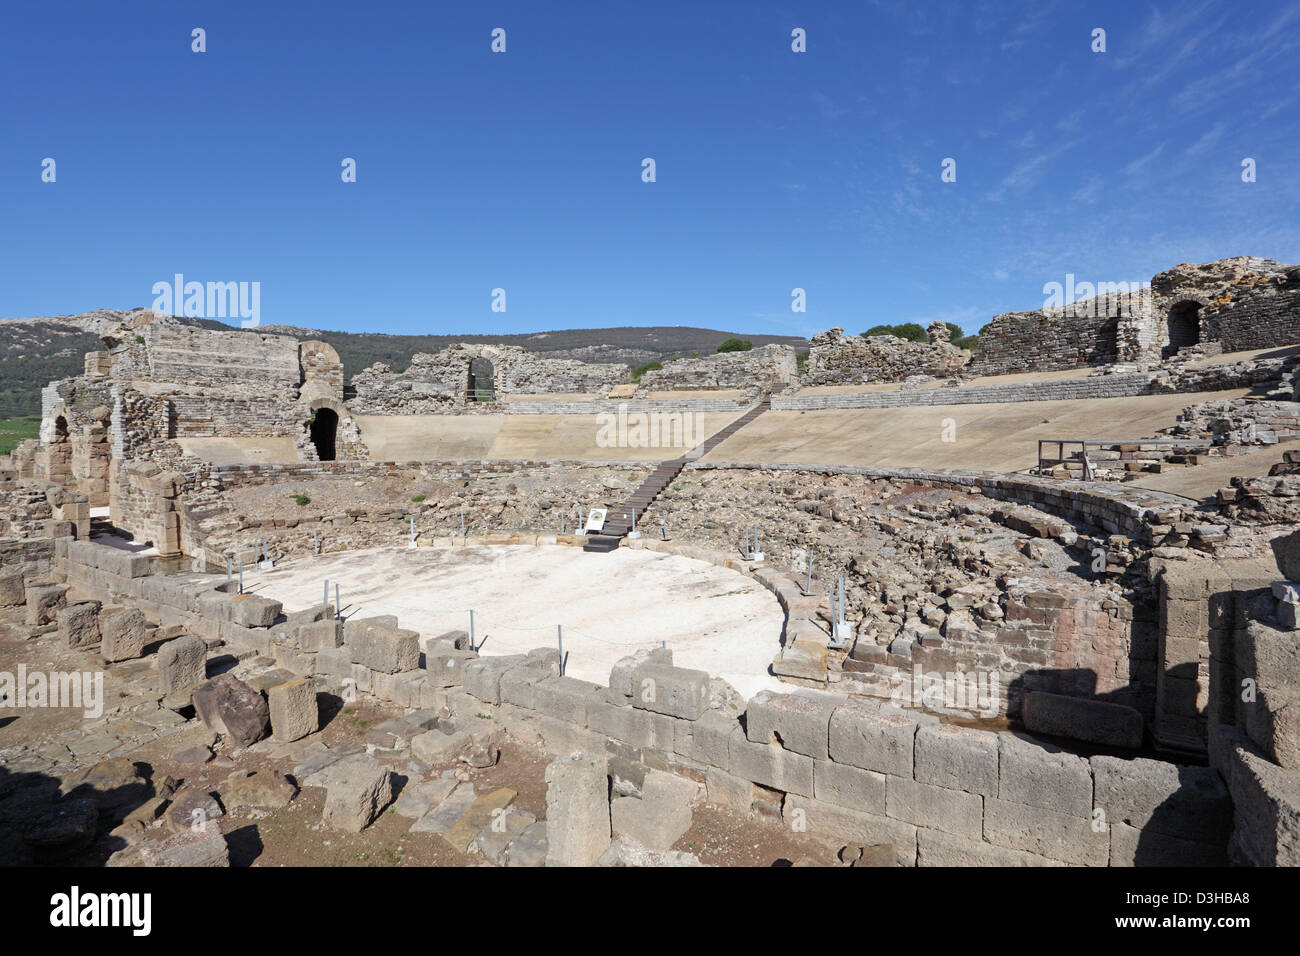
[583,397,773,553]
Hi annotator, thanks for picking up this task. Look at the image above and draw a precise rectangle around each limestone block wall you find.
[636,345,796,393]
[1204,281,1300,352]
[967,308,1119,377]
[802,330,968,386]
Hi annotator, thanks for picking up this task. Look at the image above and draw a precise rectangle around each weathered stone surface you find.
[412,726,472,765]
[916,828,1065,867]
[505,821,549,867]
[157,634,208,694]
[322,754,393,831]
[192,673,269,747]
[100,607,149,661]
[746,689,845,759]
[222,769,297,810]
[610,770,699,851]
[58,600,101,648]
[140,828,230,867]
[983,797,1109,866]
[166,789,224,834]
[997,732,1093,817]
[297,618,343,652]
[229,594,282,628]
[783,793,918,866]
[729,731,814,796]
[828,701,917,777]
[1023,691,1144,749]
[1108,821,1226,866]
[1091,755,1231,844]
[24,798,98,859]
[463,654,527,704]
[886,776,983,841]
[628,663,710,720]
[268,677,318,742]
[24,582,67,626]
[812,759,886,814]
[533,675,604,725]
[0,567,25,607]
[914,724,999,796]
[348,623,419,674]
[545,749,611,866]
[424,646,478,687]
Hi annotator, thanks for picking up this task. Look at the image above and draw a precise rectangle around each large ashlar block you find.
[997,732,1093,817]
[914,724,999,796]
[828,701,918,777]
[544,749,611,866]
[746,689,845,759]
[628,663,710,720]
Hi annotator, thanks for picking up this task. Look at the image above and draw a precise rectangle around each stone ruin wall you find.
[802,328,969,386]
[349,344,630,415]
[971,257,1300,376]
[40,534,1262,866]
[634,344,797,394]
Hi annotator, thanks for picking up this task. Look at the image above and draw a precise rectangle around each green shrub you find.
[292,494,311,506]
[716,337,753,353]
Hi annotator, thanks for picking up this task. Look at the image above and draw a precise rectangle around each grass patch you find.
[411,493,426,503]
[292,494,311,506]
[0,416,40,456]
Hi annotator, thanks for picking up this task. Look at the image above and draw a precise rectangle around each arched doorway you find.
[468,358,495,402]
[310,408,338,461]
[1163,301,1201,358]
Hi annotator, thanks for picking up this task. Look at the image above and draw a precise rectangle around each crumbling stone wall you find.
[350,344,629,414]
[803,328,969,386]
[972,258,1300,376]
[635,345,796,393]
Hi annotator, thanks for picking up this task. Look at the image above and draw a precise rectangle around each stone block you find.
[157,635,208,695]
[610,770,699,851]
[746,689,845,759]
[25,582,67,626]
[268,677,318,742]
[0,567,24,607]
[1022,691,1144,749]
[348,623,419,674]
[812,759,886,814]
[1091,755,1231,844]
[229,594,282,628]
[1108,822,1226,866]
[58,601,102,649]
[998,732,1093,817]
[704,767,753,810]
[298,618,343,652]
[412,726,472,765]
[191,673,269,747]
[424,646,478,687]
[914,723,999,796]
[545,749,611,866]
[783,793,917,866]
[322,754,393,832]
[728,731,814,796]
[628,663,710,720]
[886,776,983,841]
[534,676,604,725]
[828,701,917,777]
[609,647,672,701]
[692,710,740,769]
[587,699,656,748]
[499,663,552,710]
[463,654,528,704]
[983,797,1109,866]
[916,828,1064,867]
[100,607,149,662]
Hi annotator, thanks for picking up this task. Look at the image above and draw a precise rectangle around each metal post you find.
[323,580,328,610]
[334,583,341,621]
[469,609,476,652]
[557,625,564,676]
[806,547,814,594]
[238,561,243,594]
[839,577,846,626]
[226,557,232,583]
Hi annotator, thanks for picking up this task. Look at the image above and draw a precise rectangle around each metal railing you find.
[1036,439,1093,480]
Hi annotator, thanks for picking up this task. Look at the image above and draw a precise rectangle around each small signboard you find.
[584,507,608,534]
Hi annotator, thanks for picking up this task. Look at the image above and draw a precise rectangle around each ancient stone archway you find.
[1163,300,1202,358]
[468,357,496,402]
[310,407,338,461]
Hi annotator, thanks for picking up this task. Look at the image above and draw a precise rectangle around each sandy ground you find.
[240,545,787,700]
[702,390,1251,472]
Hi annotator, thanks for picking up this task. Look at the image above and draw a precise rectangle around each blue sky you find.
[3,0,1298,338]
